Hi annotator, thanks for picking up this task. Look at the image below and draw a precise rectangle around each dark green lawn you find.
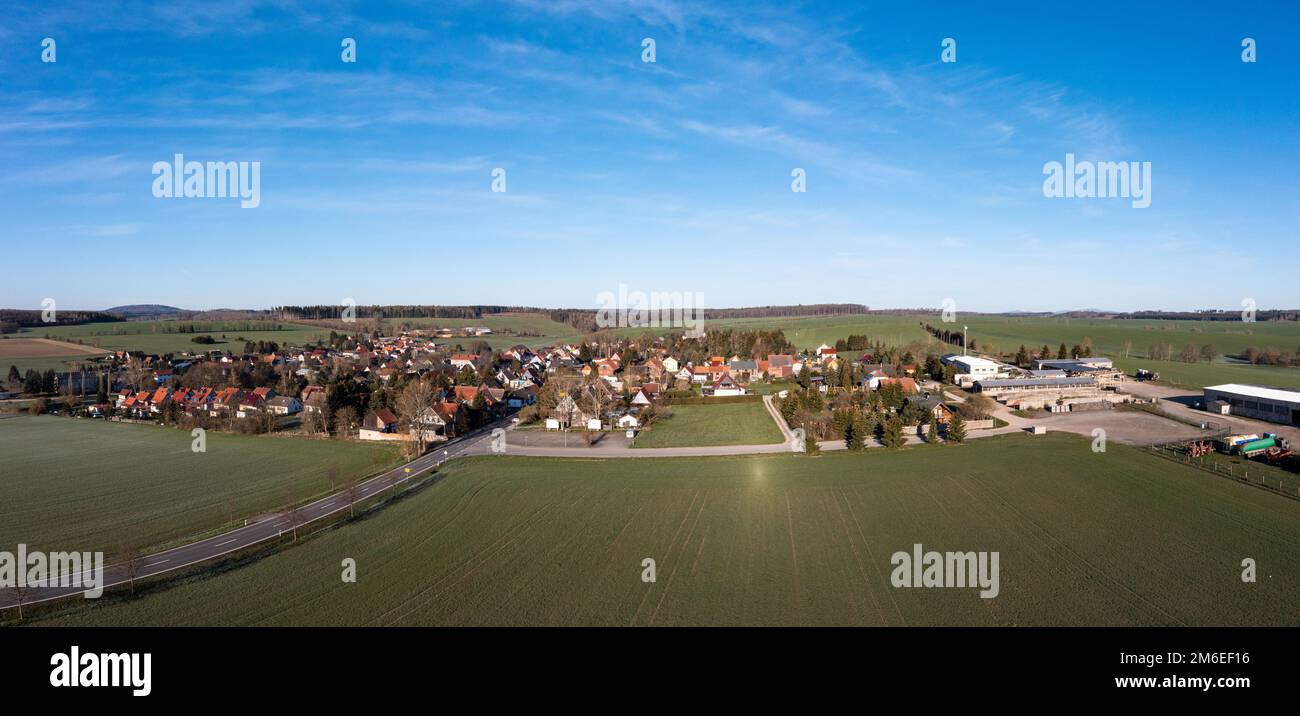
[33,433,1300,627]
[632,402,784,448]
[0,415,401,553]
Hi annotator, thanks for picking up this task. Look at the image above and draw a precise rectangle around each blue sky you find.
[1,0,1297,312]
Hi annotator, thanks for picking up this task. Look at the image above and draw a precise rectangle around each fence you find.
[1148,443,1300,502]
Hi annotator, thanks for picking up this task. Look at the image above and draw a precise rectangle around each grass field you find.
[959,315,1300,362]
[705,314,1300,390]
[632,402,784,448]
[1112,356,1300,390]
[373,313,588,350]
[0,337,112,375]
[15,319,332,358]
[32,433,1300,627]
[0,415,402,554]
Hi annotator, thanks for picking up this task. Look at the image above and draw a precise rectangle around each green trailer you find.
[1238,437,1278,457]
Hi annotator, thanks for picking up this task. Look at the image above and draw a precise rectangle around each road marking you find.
[215,538,238,547]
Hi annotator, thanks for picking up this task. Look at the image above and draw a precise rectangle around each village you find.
[6,323,1180,456]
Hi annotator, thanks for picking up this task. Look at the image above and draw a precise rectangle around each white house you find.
[617,414,639,428]
[265,396,303,415]
[704,374,747,397]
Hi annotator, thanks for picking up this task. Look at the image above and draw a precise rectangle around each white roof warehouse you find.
[1203,384,1300,426]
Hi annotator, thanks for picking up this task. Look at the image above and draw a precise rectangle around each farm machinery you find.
[1185,440,1217,458]
[1209,433,1293,462]
[1236,434,1292,462]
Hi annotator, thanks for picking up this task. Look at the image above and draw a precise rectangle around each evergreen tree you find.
[839,360,854,389]
[471,390,488,428]
[927,417,940,443]
[848,411,867,451]
[832,409,852,439]
[780,394,799,424]
[803,385,823,412]
[1014,345,1030,367]
[924,355,942,381]
[797,363,811,389]
[947,413,967,443]
[1057,343,1068,359]
[881,415,906,449]
[6,365,19,385]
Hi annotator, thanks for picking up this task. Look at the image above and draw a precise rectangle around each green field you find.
[33,433,1300,626]
[704,314,1300,390]
[1112,356,1300,390]
[15,319,332,359]
[959,315,1300,362]
[632,402,784,448]
[373,314,588,350]
[707,314,929,353]
[0,415,401,554]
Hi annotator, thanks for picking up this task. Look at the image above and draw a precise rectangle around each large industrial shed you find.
[975,376,1097,396]
[1203,384,1300,426]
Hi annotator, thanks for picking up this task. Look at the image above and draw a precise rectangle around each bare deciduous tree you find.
[3,584,28,621]
[344,476,363,519]
[394,379,437,458]
[284,488,302,541]
[117,542,146,597]
[334,405,359,437]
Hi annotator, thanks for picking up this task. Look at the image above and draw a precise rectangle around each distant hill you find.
[104,304,192,320]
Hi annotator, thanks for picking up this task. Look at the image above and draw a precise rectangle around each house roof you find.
[1203,384,1300,403]
[372,408,398,424]
[977,376,1095,389]
[878,377,919,393]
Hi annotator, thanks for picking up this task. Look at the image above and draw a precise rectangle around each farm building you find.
[1033,357,1114,371]
[1203,384,1300,426]
[946,355,1002,377]
[973,375,1122,411]
[943,355,1006,387]
[1030,357,1125,387]
[976,376,1098,395]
